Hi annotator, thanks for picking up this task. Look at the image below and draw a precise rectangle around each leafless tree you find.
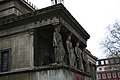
[101,21,120,57]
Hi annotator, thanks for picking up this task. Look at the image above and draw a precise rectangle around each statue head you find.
[55,24,61,32]
[67,34,72,41]
[76,42,80,47]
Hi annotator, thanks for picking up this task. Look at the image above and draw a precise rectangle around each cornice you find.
[0,4,90,40]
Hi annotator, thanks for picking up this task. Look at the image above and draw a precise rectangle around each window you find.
[109,66,112,70]
[107,73,111,78]
[115,58,119,63]
[104,67,106,70]
[112,66,116,70]
[96,61,98,65]
[99,68,102,70]
[112,73,117,78]
[104,67,108,71]
[97,74,101,79]
[110,59,114,64]
[118,72,120,78]
[118,65,120,70]
[0,49,10,72]
[105,67,109,71]
[101,61,104,65]
[102,74,106,79]
[105,60,109,64]
[114,66,118,70]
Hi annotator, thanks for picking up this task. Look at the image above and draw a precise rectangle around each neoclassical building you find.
[0,0,97,80]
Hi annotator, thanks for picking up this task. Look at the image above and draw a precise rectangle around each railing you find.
[20,0,39,10]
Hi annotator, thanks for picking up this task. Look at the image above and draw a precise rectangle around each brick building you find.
[97,57,120,80]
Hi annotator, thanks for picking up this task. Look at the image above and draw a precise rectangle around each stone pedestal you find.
[0,65,91,80]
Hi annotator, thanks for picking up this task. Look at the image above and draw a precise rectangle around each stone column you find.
[29,29,34,68]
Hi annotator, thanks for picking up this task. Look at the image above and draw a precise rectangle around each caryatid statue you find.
[66,34,76,67]
[53,24,65,64]
[75,42,84,71]
[82,48,89,72]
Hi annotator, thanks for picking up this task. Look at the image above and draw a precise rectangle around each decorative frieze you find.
[0,17,59,38]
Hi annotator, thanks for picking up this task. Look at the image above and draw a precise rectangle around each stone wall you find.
[0,0,34,18]
[0,69,91,80]
[0,32,34,71]
[37,69,86,80]
[0,72,36,80]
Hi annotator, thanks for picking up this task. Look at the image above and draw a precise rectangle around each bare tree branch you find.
[101,20,120,57]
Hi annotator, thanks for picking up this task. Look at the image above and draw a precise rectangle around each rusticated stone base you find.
[0,64,91,80]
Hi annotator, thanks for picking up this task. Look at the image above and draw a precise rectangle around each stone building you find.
[86,49,97,80]
[0,0,97,80]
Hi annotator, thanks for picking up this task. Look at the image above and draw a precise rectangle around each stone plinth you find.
[0,65,91,80]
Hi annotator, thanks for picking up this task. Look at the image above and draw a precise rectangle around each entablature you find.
[0,4,90,47]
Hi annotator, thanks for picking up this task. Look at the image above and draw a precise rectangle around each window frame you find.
[107,73,111,78]
[110,59,114,64]
[105,60,109,64]
[97,74,101,79]
[118,72,120,78]
[112,72,117,78]
[115,58,119,63]
[0,49,11,72]
[102,73,106,79]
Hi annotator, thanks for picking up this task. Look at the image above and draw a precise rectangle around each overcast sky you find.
[28,0,120,59]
